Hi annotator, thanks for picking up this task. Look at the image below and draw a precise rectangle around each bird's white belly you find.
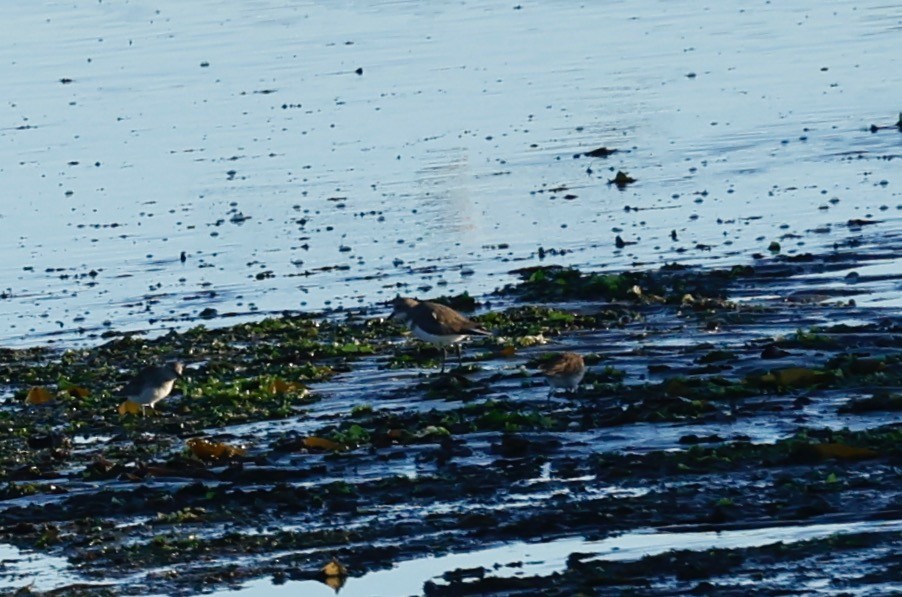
[546,370,586,390]
[410,326,466,346]
[133,380,175,406]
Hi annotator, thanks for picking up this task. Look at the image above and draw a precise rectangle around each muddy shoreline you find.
[0,229,900,596]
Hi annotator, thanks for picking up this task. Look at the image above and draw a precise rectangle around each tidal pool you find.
[0,543,80,593]
[222,519,902,597]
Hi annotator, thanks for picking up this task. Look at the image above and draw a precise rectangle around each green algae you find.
[590,425,900,478]
[498,263,753,304]
[777,327,843,350]
[477,305,616,337]
[0,249,899,595]
[839,393,902,414]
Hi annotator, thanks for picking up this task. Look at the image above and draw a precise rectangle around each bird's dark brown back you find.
[415,301,489,336]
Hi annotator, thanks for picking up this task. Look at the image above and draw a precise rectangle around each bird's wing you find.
[464,323,492,336]
[455,309,491,336]
[539,356,563,375]
[415,302,491,336]
[414,304,459,335]
[121,367,154,395]
[540,354,582,375]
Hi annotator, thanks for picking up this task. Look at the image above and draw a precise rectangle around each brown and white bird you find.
[389,297,491,373]
[538,352,586,398]
[122,362,185,415]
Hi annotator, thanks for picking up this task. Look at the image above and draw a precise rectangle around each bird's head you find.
[389,297,418,322]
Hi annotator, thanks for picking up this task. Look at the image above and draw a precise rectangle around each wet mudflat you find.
[0,227,899,596]
[1,0,900,594]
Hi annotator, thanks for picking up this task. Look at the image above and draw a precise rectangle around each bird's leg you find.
[455,344,462,367]
[440,347,446,374]
[567,387,579,405]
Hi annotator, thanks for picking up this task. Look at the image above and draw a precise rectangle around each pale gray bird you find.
[538,352,586,398]
[122,362,185,415]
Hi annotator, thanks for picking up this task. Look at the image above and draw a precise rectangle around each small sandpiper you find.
[122,362,185,415]
[389,297,491,373]
[538,352,586,398]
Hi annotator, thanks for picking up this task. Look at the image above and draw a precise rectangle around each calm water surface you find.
[1,0,899,347]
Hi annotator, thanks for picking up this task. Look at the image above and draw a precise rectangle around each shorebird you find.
[122,362,185,415]
[389,297,491,373]
[538,352,586,398]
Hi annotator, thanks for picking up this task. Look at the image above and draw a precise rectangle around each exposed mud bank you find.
[0,235,899,595]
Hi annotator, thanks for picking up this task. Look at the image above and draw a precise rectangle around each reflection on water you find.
[221,519,902,597]
[1,0,898,347]
[0,543,79,592]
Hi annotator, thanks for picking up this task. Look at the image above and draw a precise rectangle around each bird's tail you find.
[466,326,493,336]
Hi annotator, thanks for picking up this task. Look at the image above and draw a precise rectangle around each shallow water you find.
[0,2,900,595]
[0,543,79,592]
[221,519,902,597]
[1,0,899,347]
